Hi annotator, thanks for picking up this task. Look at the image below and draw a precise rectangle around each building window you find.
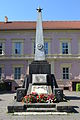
[0,68,2,79]
[44,42,48,54]
[62,42,68,54]
[60,39,71,55]
[14,42,21,54]
[14,67,21,79]
[0,43,5,55]
[34,42,35,54]
[0,43,2,54]
[12,39,24,55]
[78,41,80,54]
[63,67,69,79]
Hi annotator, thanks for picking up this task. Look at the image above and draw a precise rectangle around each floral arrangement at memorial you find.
[22,92,56,103]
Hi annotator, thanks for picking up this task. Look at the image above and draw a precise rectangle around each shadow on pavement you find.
[66,96,80,100]
[72,107,79,113]
[0,91,16,94]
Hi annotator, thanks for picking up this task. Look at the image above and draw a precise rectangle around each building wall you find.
[0,30,36,55]
[54,59,80,80]
[1,30,80,55]
[50,30,80,55]
[0,60,28,76]
[0,29,80,91]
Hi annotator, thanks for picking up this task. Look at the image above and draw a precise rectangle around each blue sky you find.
[0,0,80,21]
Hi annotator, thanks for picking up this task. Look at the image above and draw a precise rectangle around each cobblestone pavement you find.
[0,91,80,120]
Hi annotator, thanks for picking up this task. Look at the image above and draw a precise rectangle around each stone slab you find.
[32,74,47,84]
[26,108,56,112]
[31,85,48,94]
[57,106,74,113]
[14,112,67,115]
[25,103,56,108]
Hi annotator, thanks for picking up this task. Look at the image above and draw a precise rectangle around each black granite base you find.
[8,102,25,113]
[29,60,51,74]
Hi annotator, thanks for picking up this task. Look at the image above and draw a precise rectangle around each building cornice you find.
[0,54,80,60]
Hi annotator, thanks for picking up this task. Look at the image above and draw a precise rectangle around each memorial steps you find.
[8,101,76,113]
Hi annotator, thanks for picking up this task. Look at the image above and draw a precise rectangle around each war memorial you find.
[7,8,76,114]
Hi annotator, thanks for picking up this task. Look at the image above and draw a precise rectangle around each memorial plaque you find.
[32,74,47,84]
[31,85,48,94]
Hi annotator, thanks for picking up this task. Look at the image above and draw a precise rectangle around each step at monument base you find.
[8,101,75,113]
[27,108,56,112]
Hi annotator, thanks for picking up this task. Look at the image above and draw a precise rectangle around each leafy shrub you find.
[76,83,80,91]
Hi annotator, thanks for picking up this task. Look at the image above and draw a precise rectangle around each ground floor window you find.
[63,67,69,79]
[14,67,21,80]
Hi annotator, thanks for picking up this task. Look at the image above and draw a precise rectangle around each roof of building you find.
[1,21,80,30]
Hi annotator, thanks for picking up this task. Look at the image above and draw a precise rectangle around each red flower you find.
[32,92,38,95]
[37,95,39,99]
[24,96,27,98]
[22,93,56,103]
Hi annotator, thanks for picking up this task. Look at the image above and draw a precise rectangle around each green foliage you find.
[76,83,80,91]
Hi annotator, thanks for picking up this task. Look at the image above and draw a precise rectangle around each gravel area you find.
[0,91,80,120]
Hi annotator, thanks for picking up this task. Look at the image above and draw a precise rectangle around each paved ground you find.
[0,91,80,120]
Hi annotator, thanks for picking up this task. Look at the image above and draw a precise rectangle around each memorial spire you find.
[35,7,45,61]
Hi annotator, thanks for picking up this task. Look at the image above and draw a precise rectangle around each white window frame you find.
[14,67,21,80]
[62,67,69,80]
[14,42,21,55]
[61,64,71,80]
[12,39,24,55]
[60,39,71,55]
[62,42,68,54]
[0,40,5,55]
[13,65,23,80]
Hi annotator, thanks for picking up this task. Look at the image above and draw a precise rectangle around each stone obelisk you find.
[29,7,51,74]
[35,7,45,61]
